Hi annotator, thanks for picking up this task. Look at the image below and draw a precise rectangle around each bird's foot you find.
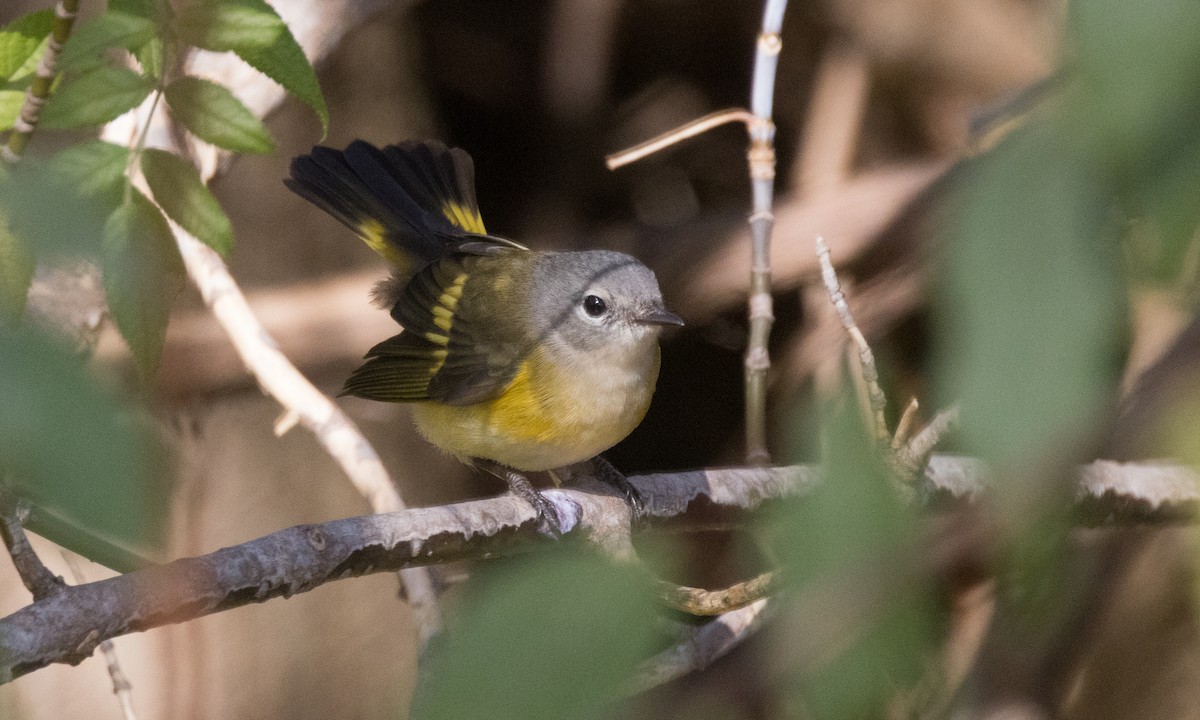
[477,460,571,539]
[591,455,644,523]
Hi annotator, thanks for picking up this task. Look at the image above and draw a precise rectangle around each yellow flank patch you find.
[441,202,486,234]
[433,315,452,332]
[486,360,558,442]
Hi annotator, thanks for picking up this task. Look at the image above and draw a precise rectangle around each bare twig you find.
[1,0,79,163]
[816,235,889,443]
[655,571,779,616]
[0,487,63,600]
[99,0,441,646]
[604,109,757,169]
[1,458,1196,684]
[896,405,961,478]
[605,1,787,465]
[62,552,138,720]
[893,398,922,449]
[743,0,788,466]
[631,599,772,693]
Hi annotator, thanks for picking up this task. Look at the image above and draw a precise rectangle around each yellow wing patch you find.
[419,272,469,347]
[441,202,487,234]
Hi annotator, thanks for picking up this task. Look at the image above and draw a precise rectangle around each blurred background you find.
[5,0,1200,717]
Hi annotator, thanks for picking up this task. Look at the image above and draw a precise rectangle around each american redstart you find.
[286,140,682,535]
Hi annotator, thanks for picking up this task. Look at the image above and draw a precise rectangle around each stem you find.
[743,0,787,465]
[2,0,81,163]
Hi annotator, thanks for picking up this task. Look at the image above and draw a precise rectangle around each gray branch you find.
[0,457,1196,684]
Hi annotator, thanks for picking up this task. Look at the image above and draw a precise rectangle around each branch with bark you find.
[2,456,1195,684]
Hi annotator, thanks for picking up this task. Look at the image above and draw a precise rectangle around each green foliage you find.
[57,11,157,73]
[102,190,186,381]
[45,139,130,208]
[412,552,660,720]
[0,10,54,132]
[0,209,35,323]
[176,0,328,134]
[164,75,275,153]
[0,326,163,571]
[39,66,154,129]
[939,128,1123,471]
[775,399,936,719]
[141,147,234,255]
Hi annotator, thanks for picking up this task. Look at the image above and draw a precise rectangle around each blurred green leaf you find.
[0,158,111,258]
[0,325,165,571]
[40,66,153,129]
[0,10,54,132]
[0,209,35,323]
[57,11,157,72]
[163,75,275,153]
[938,126,1123,471]
[175,0,328,134]
[102,189,185,380]
[141,148,233,256]
[413,553,659,720]
[775,396,934,720]
[0,9,53,79]
[45,139,130,208]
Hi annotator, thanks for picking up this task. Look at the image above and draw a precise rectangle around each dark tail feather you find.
[286,140,488,273]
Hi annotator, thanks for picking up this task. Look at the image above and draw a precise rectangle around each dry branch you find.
[1,457,1196,684]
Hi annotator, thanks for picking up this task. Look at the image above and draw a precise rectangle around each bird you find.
[286,140,682,535]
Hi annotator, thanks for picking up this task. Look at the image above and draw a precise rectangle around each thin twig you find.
[62,552,138,720]
[0,487,63,600]
[816,235,889,443]
[98,0,442,646]
[604,1,787,465]
[1,0,80,163]
[897,405,961,478]
[170,226,442,645]
[631,599,772,693]
[893,398,922,449]
[604,109,756,169]
[655,570,779,616]
[743,0,788,466]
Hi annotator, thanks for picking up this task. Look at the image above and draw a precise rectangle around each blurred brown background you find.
[15,1,1187,719]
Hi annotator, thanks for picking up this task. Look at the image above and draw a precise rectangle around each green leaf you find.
[163,75,275,153]
[45,139,130,207]
[40,66,153,129]
[0,9,54,80]
[0,157,111,258]
[0,209,35,323]
[0,325,166,571]
[58,11,157,72]
[0,10,54,131]
[175,0,327,134]
[141,148,233,255]
[102,189,185,380]
[413,553,658,720]
[938,125,1124,472]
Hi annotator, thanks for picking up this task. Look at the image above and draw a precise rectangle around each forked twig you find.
[816,235,889,443]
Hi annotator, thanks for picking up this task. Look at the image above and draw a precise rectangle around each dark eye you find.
[583,294,608,317]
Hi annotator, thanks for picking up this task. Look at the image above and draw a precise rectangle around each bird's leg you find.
[591,455,645,523]
[475,459,564,539]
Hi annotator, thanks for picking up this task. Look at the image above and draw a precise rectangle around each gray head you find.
[530,250,682,353]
